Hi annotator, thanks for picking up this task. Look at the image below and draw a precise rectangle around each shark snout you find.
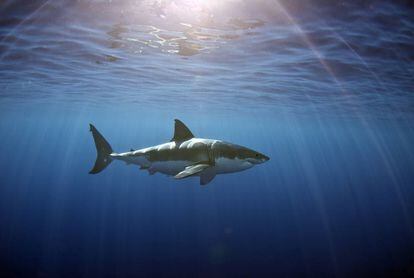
[258,155,270,164]
[246,154,269,164]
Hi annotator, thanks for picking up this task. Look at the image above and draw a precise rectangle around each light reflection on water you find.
[0,1,412,119]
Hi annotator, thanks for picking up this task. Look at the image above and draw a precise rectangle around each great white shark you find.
[89,119,269,185]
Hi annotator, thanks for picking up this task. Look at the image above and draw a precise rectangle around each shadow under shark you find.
[89,119,269,185]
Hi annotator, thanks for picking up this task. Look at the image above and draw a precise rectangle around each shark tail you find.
[89,124,113,174]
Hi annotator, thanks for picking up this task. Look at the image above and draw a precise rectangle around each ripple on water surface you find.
[0,0,413,119]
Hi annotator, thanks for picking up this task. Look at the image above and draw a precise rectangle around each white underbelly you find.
[214,157,253,174]
[150,160,192,176]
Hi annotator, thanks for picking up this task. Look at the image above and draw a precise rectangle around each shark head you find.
[216,142,269,166]
[239,147,270,165]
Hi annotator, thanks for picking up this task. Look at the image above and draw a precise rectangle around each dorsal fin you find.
[171,119,194,142]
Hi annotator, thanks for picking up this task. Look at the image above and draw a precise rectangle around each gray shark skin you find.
[89,119,269,185]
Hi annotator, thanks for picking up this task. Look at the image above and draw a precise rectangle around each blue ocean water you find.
[1,0,414,277]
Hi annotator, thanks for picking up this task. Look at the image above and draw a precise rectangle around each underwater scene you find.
[0,0,414,277]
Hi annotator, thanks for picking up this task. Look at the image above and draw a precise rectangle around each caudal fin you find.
[89,124,113,174]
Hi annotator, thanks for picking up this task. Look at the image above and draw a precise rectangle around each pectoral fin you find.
[175,163,210,179]
[148,167,157,175]
[200,168,216,185]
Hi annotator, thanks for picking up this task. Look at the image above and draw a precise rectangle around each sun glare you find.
[155,0,230,23]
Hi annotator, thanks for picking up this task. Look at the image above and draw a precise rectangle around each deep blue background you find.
[1,106,413,277]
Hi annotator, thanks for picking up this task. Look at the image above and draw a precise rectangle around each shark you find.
[89,119,269,185]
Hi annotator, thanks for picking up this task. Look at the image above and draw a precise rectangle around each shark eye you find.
[255,154,259,157]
